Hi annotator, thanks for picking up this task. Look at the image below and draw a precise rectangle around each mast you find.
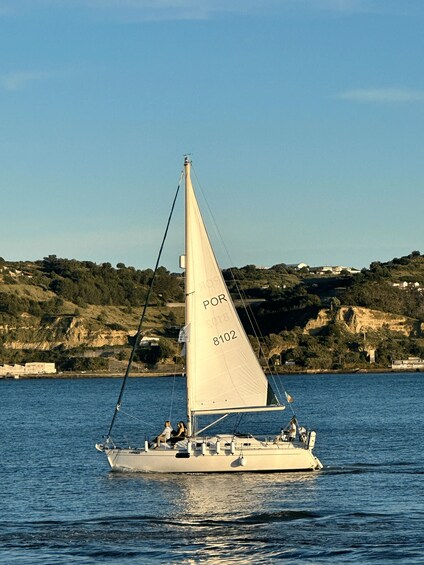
[184,156,193,437]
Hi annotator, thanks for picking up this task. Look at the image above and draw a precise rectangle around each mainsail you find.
[184,159,279,415]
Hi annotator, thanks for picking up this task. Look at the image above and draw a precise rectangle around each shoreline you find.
[2,367,424,380]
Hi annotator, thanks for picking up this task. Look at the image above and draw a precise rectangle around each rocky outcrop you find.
[305,306,418,337]
[1,315,130,350]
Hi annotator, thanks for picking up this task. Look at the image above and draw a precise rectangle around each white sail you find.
[184,160,277,414]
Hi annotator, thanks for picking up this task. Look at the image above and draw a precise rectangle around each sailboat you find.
[96,157,323,473]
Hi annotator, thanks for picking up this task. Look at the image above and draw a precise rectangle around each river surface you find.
[1,372,424,564]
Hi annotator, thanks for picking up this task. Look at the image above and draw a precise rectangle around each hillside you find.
[1,251,424,372]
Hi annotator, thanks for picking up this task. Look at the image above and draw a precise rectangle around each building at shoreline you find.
[391,357,424,370]
[0,362,56,377]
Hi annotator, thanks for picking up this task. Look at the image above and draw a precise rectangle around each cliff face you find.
[1,315,130,350]
[305,306,419,337]
[2,306,419,352]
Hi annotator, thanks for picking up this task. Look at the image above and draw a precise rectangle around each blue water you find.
[1,373,424,564]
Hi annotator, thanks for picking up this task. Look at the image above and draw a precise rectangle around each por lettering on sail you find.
[203,293,228,310]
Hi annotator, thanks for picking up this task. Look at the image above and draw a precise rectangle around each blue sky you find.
[1,0,423,271]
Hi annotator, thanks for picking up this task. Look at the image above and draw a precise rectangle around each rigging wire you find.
[232,413,244,436]
[115,409,155,428]
[105,169,184,441]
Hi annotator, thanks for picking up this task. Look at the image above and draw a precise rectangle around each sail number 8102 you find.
[213,330,237,346]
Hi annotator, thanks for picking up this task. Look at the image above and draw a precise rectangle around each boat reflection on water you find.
[174,472,318,515]
[107,471,320,563]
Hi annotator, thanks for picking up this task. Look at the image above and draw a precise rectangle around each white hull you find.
[101,435,323,473]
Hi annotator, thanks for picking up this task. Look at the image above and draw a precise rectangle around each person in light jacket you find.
[155,420,173,447]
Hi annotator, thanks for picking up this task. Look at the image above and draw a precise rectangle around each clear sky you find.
[1,0,423,272]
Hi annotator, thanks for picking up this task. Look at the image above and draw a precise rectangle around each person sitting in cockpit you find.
[170,421,187,446]
[154,420,173,448]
